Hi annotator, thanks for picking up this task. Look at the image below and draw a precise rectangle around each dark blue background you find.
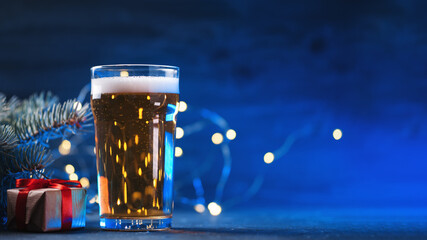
[1,0,426,208]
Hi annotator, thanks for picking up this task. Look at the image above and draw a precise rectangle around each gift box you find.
[7,179,86,232]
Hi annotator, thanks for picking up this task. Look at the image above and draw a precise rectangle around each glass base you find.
[100,217,171,231]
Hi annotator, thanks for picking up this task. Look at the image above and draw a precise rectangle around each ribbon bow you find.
[15,179,82,231]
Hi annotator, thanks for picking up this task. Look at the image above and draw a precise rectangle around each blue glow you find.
[166,104,176,122]
[163,131,174,213]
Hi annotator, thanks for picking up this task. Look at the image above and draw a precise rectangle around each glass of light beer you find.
[91,64,179,230]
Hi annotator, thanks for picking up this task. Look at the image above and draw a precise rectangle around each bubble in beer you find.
[138,108,143,119]
[132,191,143,202]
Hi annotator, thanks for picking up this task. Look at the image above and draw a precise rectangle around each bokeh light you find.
[176,127,184,139]
[178,101,187,112]
[59,140,71,155]
[211,133,224,145]
[80,177,90,188]
[73,101,82,111]
[264,152,275,164]
[226,129,236,140]
[175,146,183,157]
[89,195,97,204]
[194,204,206,213]
[65,164,75,174]
[69,173,78,181]
[207,202,222,216]
[333,129,342,140]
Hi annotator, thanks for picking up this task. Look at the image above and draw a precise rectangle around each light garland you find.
[58,83,321,217]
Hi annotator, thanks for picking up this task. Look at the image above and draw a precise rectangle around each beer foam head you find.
[91,76,179,99]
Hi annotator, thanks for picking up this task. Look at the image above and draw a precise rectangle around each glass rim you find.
[91,64,179,71]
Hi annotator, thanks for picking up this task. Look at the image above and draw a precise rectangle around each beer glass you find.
[91,64,179,230]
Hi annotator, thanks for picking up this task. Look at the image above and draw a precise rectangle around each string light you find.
[80,177,90,188]
[207,202,222,216]
[333,129,342,140]
[194,204,205,213]
[175,147,183,157]
[65,164,75,174]
[176,127,184,139]
[89,196,96,204]
[178,101,187,112]
[59,140,71,155]
[264,152,275,164]
[69,173,78,180]
[226,129,236,140]
[211,133,223,145]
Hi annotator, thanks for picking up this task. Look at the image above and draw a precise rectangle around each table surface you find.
[2,208,427,239]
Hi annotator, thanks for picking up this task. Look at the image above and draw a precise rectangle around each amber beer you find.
[91,65,179,230]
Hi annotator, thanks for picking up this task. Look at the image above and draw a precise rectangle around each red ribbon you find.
[15,179,82,231]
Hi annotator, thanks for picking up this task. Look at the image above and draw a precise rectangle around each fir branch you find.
[14,144,52,173]
[0,143,52,175]
[4,92,59,124]
[0,94,19,122]
[0,125,18,149]
[14,99,92,144]
[19,92,58,114]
